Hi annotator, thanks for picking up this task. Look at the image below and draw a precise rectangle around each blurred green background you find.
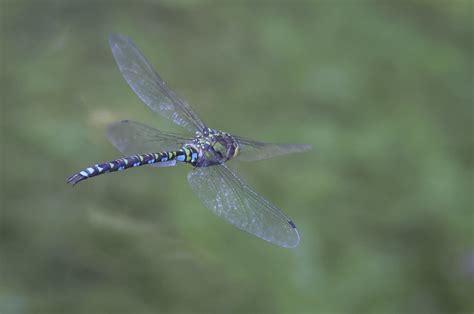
[1,1,473,313]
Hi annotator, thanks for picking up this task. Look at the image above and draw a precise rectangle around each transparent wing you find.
[109,33,206,133]
[187,164,300,248]
[234,135,311,162]
[107,120,191,167]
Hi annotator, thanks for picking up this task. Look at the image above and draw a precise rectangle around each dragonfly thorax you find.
[189,128,240,167]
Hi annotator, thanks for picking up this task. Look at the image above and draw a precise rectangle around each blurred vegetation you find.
[1,1,473,313]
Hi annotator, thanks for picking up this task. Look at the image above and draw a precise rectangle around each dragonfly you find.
[67,33,311,248]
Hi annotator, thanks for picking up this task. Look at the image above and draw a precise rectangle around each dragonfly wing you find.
[107,120,190,168]
[109,33,206,133]
[187,164,300,248]
[234,135,311,162]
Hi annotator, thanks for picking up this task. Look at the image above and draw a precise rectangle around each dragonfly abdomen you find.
[67,151,178,185]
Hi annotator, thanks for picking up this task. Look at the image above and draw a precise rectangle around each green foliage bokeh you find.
[1,1,472,313]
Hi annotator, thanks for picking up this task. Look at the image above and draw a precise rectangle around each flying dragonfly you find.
[67,33,311,248]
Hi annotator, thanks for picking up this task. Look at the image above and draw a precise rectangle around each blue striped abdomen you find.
[67,151,176,185]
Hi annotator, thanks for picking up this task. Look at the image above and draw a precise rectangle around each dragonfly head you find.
[194,128,240,167]
[212,134,240,161]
